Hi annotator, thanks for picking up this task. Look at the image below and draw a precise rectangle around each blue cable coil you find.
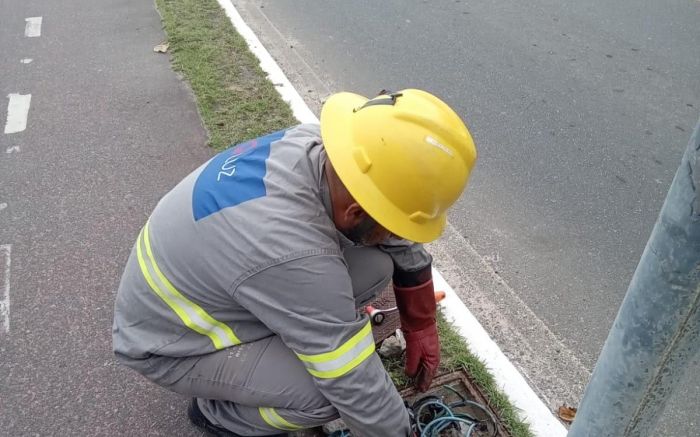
[328,385,497,437]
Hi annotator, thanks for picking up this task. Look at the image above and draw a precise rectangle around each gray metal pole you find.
[568,116,700,437]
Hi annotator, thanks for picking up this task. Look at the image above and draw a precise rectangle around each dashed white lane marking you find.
[24,17,42,37]
[20,58,33,64]
[6,146,20,154]
[219,1,566,434]
[0,245,11,334]
[4,94,32,134]
[0,203,7,211]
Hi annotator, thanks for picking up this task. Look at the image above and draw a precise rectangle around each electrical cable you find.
[412,385,497,437]
[441,384,467,402]
[328,385,497,437]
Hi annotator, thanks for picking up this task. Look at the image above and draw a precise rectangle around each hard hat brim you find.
[320,92,446,243]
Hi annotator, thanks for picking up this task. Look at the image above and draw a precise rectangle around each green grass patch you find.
[383,313,534,437]
[155,0,297,150]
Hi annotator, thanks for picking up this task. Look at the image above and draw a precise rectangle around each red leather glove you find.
[394,279,440,392]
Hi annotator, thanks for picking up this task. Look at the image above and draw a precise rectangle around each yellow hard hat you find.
[320,89,477,243]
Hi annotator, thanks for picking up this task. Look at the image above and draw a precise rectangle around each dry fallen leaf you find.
[557,404,577,423]
[153,42,169,53]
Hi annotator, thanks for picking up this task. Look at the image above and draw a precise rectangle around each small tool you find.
[366,291,447,325]
[365,304,397,325]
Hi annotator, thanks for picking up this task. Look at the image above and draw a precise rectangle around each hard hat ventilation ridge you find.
[353,90,403,112]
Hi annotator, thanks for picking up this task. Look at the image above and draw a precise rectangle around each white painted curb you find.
[433,269,568,436]
[215,1,568,435]
[215,0,317,125]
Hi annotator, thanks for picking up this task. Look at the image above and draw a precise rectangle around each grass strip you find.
[156,0,297,150]
[156,1,533,435]
[384,313,534,437]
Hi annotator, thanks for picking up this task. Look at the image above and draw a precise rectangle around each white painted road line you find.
[20,58,33,64]
[6,146,21,154]
[24,17,42,37]
[434,269,569,437]
[0,245,11,334]
[0,203,7,211]
[218,1,566,434]
[4,94,32,134]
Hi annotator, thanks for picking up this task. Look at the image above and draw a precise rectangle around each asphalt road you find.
[232,0,700,434]
[1,0,698,435]
[0,0,212,434]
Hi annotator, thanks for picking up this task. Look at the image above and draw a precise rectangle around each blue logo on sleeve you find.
[192,129,287,221]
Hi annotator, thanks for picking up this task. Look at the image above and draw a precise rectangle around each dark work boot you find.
[187,398,288,437]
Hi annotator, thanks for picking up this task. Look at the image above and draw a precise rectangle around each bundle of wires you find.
[328,385,497,437]
[411,385,496,437]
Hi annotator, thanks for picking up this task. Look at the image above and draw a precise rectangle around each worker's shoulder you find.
[283,123,321,140]
[269,123,323,164]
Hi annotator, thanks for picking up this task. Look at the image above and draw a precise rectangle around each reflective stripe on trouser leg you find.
[197,399,338,436]
[136,221,241,349]
[259,407,303,431]
[151,337,339,435]
[295,321,375,378]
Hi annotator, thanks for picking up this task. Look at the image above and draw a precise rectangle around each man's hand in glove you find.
[393,265,440,392]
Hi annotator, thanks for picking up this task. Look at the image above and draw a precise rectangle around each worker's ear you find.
[343,202,367,227]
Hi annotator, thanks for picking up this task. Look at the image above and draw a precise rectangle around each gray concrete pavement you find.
[0,0,211,434]
[232,0,700,434]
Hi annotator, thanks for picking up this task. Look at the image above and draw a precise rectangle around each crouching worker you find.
[112,89,477,436]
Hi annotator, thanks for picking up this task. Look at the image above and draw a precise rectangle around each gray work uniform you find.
[112,124,431,436]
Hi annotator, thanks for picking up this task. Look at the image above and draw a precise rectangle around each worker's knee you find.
[297,403,340,425]
[342,246,393,307]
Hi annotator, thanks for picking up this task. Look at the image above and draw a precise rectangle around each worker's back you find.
[112,124,342,373]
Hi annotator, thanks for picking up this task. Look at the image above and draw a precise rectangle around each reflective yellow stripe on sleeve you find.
[259,407,303,431]
[136,221,241,350]
[295,321,375,379]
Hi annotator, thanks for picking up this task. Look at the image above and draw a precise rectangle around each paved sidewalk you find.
[0,0,213,434]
